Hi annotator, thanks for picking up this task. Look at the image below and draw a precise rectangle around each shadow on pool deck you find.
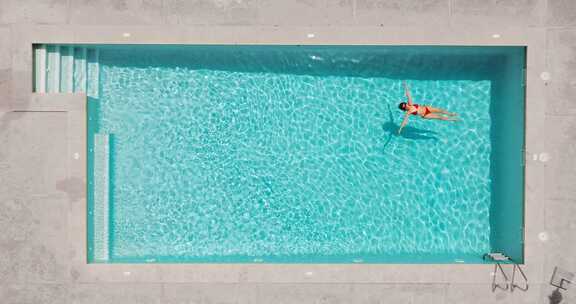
[381,105,438,150]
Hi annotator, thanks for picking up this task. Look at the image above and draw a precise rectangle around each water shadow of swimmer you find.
[382,105,438,149]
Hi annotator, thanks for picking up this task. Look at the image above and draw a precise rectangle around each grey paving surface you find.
[546,0,576,26]
[1,0,575,303]
[451,0,546,26]
[70,0,164,25]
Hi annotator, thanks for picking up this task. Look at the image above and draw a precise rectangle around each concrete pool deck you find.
[0,0,575,303]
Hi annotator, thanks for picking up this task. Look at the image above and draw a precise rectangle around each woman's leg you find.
[423,113,458,121]
[427,106,457,116]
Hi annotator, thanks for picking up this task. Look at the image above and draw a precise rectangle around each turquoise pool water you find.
[86,45,525,263]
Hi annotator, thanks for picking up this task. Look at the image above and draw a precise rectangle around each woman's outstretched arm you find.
[398,113,410,134]
[403,81,413,105]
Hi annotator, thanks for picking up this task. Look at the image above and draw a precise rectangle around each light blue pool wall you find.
[489,47,526,263]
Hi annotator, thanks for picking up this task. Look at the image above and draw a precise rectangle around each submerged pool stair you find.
[33,44,100,98]
[93,133,110,262]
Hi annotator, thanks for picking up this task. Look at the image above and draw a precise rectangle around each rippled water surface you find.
[90,46,497,263]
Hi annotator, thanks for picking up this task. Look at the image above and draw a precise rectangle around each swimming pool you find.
[36,45,525,263]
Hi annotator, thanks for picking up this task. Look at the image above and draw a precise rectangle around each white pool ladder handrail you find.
[492,262,510,291]
[511,263,529,292]
[484,252,528,292]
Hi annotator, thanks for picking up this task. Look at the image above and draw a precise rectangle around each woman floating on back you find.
[397,81,458,134]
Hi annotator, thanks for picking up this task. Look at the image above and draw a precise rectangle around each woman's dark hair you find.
[398,102,407,111]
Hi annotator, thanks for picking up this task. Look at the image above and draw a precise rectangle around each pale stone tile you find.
[379,265,447,284]
[236,283,442,304]
[238,283,358,304]
[0,112,71,283]
[451,0,546,26]
[546,29,576,115]
[58,172,86,203]
[521,226,546,285]
[0,112,67,196]
[2,112,67,196]
[25,94,69,111]
[258,0,353,26]
[412,284,447,304]
[10,70,32,109]
[238,264,385,283]
[70,264,162,283]
[324,0,355,25]
[545,199,576,231]
[258,0,324,26]
[162,283,239,304]
[0,239,70,283]
[441,265,494,284]
[70,283,162,304]
[68,198,86,266]
[67,95,87,112]
[546,0,576,26]
[0,111,12,160]
[158,265,242,283]
[69,0,163,25]
[164,0,259,25]
[67,155,86,187]
[354,0,449,26]
[0,70,11,110]
[238,264,447,283]
[0,284,70,304]
[340,284,415,303]
[0,197,36,245]
[542,229,576,280]
[250,26,318,45]
[446,282,542,304]
[0,195,70,283]
[543,115,576,200]
[350,284,444,304]
[0,0,69,24]
[72,26,191,43]
[0,26,11,70]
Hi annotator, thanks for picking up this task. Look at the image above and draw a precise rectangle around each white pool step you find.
[87,49,100,98]
[33,44,100,98]
[93,133,110,262]
[46,45,60,93]
[73,47,87,93]
[60,46,74,93]
[34,45,47,93]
